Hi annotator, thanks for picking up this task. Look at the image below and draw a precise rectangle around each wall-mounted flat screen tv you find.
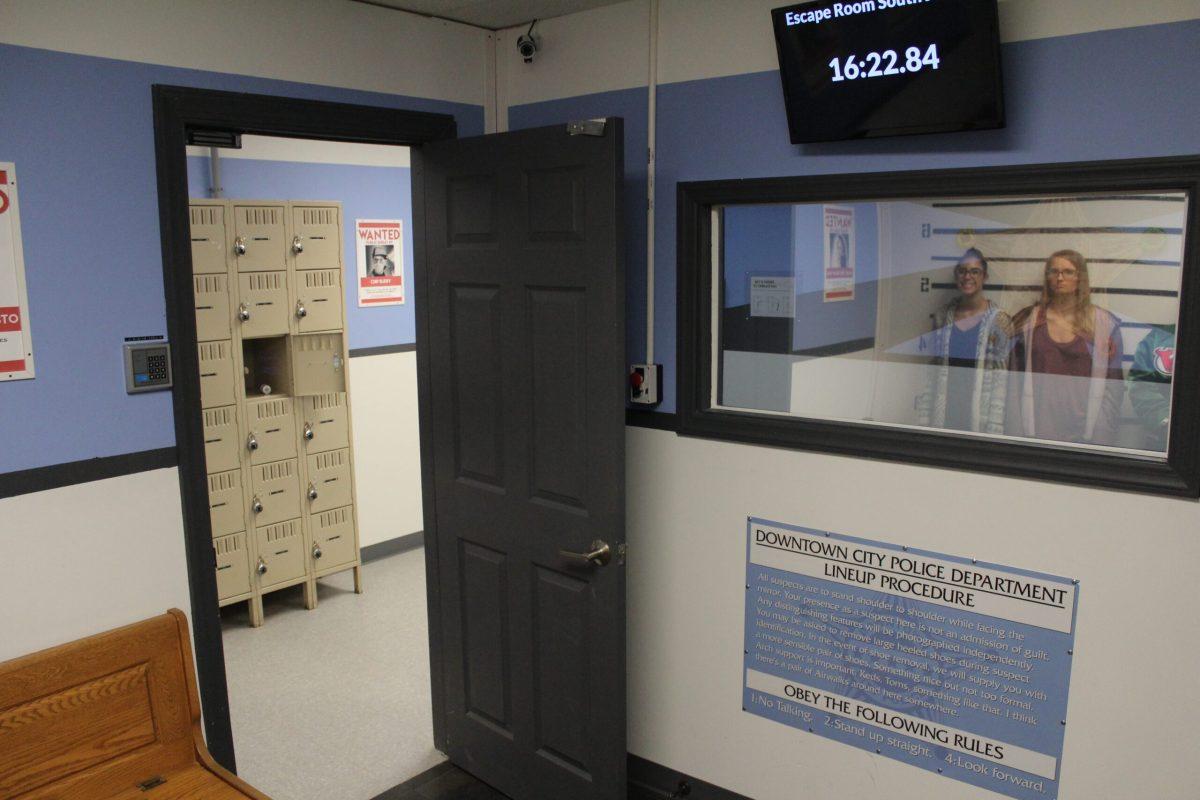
[772,0,1004,143]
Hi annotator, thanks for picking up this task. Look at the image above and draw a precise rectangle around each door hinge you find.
[567,118,607,136]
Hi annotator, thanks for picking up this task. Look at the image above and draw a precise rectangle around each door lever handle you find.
[559,540,612,567]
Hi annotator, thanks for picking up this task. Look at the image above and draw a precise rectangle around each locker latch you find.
[256,557,268,576]
[238,302,251,322]
[303,422,314,441]
[296,300,308,319]
[292,235,304,254]
[312,543,323,560]
[307,483,318,501]
[233,236,247,256]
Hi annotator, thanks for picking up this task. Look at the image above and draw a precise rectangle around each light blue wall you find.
[186,157,416,350]
[0,43,482,474]
[510,20,1200,412]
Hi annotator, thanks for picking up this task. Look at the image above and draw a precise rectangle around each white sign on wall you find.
[750,276,795,318]
[0,163,34,381]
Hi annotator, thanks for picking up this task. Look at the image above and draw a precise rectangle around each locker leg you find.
[353,565,364,594]
[304,578,318,610]
[249,594,264,628]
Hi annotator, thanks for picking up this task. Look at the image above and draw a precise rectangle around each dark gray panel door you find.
[417,121,626,800]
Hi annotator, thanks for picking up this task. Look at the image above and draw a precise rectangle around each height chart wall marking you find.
[743,517,1078,800]
[0,163,34,380]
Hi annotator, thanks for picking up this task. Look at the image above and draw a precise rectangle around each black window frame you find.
[676,155,1200,497]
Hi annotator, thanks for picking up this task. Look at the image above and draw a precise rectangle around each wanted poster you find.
[356,219,404,307]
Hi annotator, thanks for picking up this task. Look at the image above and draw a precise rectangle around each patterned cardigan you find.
[917,300,1013,434]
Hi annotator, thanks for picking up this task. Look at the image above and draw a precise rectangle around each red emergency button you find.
[629,370,644,389]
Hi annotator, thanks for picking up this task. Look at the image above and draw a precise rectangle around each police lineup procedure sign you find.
[743,518,1078,800]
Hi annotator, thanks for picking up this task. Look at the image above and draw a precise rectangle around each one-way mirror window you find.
[678,158,1200,495]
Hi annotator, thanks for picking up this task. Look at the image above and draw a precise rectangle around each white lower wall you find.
[348,350,424,549]
[626,426,1199,799]
[0,468,192,661]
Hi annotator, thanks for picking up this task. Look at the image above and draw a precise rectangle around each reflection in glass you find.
[917,248,1012,434]
[1006,250,1124,446]
[716,192,1187,457]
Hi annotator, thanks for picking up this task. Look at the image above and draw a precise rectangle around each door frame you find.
[151,84,456,770]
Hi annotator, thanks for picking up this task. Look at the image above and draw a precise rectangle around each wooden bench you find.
[0,609,271,799]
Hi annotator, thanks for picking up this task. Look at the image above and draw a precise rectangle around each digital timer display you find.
[771,0,1004,143]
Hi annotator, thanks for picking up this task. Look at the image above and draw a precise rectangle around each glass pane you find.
[716,192,1187,457]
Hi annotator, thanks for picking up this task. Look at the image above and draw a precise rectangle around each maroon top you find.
[1008,310,1125,445]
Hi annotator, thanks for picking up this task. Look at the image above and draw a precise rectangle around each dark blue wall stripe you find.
[0,447,177,500]
[0,43,481,475]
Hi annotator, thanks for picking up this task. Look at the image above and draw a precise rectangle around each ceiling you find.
[361,0,628,30]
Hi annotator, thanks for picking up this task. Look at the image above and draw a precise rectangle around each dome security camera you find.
[517,33,538,63]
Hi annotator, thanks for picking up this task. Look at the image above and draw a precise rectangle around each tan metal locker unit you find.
[291,333,346,395]
[305,447,353,513]
[300,393,349,454]
[202,405,240,477]
[193,274,232,342]
[292,205,340,269]
[237,272,289,338]
[294,269,343,333]
[233,204,287,272]
[246,397,297,465]
[311,506,357,571]
[251,458,301,527]
[214,532,252,602]
[197,340,237,409]
[207,470,246,539]
[254,519,307,590]
[189,204,229,275]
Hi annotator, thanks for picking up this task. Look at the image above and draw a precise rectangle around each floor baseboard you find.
[361,531,424,563]
[628,754,752,800]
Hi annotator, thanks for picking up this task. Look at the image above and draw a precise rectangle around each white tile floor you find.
[220,548,446,800]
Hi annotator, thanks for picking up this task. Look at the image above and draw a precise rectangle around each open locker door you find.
[415,119,627,800]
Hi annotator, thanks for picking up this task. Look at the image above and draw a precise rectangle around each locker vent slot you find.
[302,270,340,288]
[247,273,284,291]
[208,471,239,493]
[317,507,350,528]
[295,335,338,353]
[214,533,245,555]
[259,460,296,482]
[310,393,345,411]
[191,207,219,227]
[315,450,348,471]
[198,341,231,362]
[241,208,280,226]
[264,520,300,542]
[203,406,235,428]
[301,208,335,225]
[194,275,226,294]
[254,399,290,421]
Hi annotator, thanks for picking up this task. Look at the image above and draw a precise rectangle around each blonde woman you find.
[1007,249,1124,445]
[920,248,1012,433]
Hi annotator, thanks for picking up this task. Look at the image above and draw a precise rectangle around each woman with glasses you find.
[1007,249,1124,446]
[919,248,1013,433]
